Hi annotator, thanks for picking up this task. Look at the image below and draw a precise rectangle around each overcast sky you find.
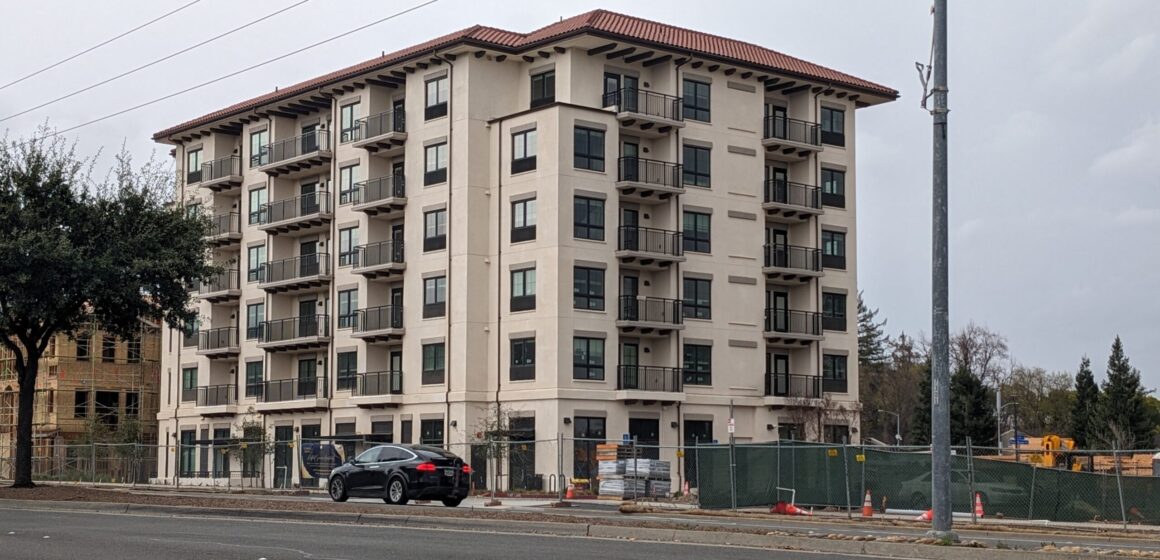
[2,1,1157,389]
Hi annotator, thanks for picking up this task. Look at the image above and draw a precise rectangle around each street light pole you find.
[877,409,901,448]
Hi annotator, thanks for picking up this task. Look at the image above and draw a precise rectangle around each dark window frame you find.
[683,344,712,386]
[424,142,448,185]
[249,130,269,168]
[337,289,358,329]
[423,276,447,318]
[511,198,536,242]
[422,343,445,385]
[510,268,536,312]
[530,70,555,108]
[822,230,847,270]
[822,292,848,331]
[683,277,712,320]
[573,196,605,241]
[682,211,711,253]
[424,76,448,120]
[247,244,266,283]
[511,129,537,173]
[244,361,263,398]
[336,351,357,391]
[245,303,264,340]
[682,79,711,122]
[822,354,848,394]
[821,168,846,208]
[423,209,447,252]
[510,337,536,381]
[573,127,605,172]
[572,337,605,380]
[682,145,711,187]
[821,106,846,147]
[572,266,605,311]
[339,103,359,143]
[338,227,359,267]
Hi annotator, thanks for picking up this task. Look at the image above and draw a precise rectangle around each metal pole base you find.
[925,529,960,544]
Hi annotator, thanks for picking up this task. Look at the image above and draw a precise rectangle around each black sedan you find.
[327,444,471,507]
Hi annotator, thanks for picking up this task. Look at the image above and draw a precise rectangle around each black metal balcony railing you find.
[198,270,240,295]
[202,155,240,182]
[342,175,405,206]
[353,109,406,142]
[196,384,236,407]
[765,373,821,399]
[617,365,682,392]
[353,370,403,397]
[354,241,404,269]
[617,157,682,188]
[198,327,238,351]
[602,88,683,122]
[209,213,240,238]
[354,305,403,332]
[763,115,822,147]
[259,191,332,225]
[260,253,331,284]
[617,225,683,257]
[260,375,327,402]
[763,244,822,272]
[822,377,848,393]
[763,180,822,210]
[262,130,331,166]
[763,309,822,336]
[618,296,683,325]
[261,315,330,343]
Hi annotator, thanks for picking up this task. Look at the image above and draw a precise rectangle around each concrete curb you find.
[0,499,1096,559]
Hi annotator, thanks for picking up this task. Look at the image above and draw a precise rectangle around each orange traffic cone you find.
[861,490,874,518]
[682,480,690,496]
[974,493,984,519]
[565,484,575,499]
[916,509,933,521]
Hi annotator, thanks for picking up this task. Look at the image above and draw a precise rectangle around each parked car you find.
[328,444,471,507]
[896,469,1025,513]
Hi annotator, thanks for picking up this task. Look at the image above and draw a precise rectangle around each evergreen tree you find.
[1091,337,1152,450]
[857,292,890,368]
[910,364,933,445]
[949,366,996,446]
[1070,357,1099,448]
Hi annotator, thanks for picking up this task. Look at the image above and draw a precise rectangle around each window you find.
[125,392,140,418]
[249,129,269,167]
[511,129,537,173]
[683,344,712,385]
[338,165,359,205]
[336,351,357,391]
[821,168,846,208]
[821,107,845,147]
[573,196,604,241]
[511,198,536,242]
[425,76,449,120]
[368,421,393,443]
[682,79,710,121]
[340,103,359,143]
[248,187,267,225]
[822,292,847,331]
[682,211,711,253]
[530,70,555,108]
[95,391,119,427]
[572,416,606,479]
[101,337,116,363]
[573,127,605,172]
[127,336,141,363]
[682,145,711,187]
[337,289,358,329]
[824,424,850,444]
[246,303,264,340]
[510,338,535,381]
[181,367,197,402]
[423,209,447,251]
[423,276,447,318]
[822,230,847,269]
[186,149,202,183]
[400,419,413,444]
[76,335,90,361]
[683,278,712,320]
[179,430,195,477]
[823,354,848,393]
[422,343,445,384]
[573,267,604,310]
[247,245,266,282]
[338,227,359,267]
[420,419,445,446]
[74,391,89,418]
[572,337,605,380]
[424,142,448,185]
[245,361,263,398]
[510,268,537,312]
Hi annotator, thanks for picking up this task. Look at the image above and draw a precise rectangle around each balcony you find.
[195,384,237,416]
[207,212,242,247]
[200,155,243,193]
[196,270,241,303]
[763,309,823,345]
[257,315,330,351]
[616,296,684,337]
[351,110,407,157]
[763,180,822,220]
[615,226,685,270]
[616,365,684,403]
[602,88,684,138]
[255,376,328,413]
[351,305,404,343]
[256,130,333,178]
[344,175,406,218]
[196,327,240,358]
[349,371,403,408]
[615,157,683,203]
[350,241,405,280]
[257,191,333,235]
[762,116,822,160]
[764,373,821,402]
[258,254,331,294]
[763,244,823,284]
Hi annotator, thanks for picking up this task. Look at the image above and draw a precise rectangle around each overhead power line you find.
[0,0,312,124]
[28,0,440,142]
[0,0,202,92]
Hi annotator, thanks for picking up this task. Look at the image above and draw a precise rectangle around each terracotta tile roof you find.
[154,9,897,140]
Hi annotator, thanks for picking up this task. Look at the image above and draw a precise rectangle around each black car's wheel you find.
[441,497,462,507]
[328,476,348,502]
[386,477,409,506]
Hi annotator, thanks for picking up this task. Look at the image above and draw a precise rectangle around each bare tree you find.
[951,322,1009,386]
[470,402,520,504]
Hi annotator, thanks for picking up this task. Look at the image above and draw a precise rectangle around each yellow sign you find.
[855,454,866,463]
[827,448,838,457]
[676,450,685,458]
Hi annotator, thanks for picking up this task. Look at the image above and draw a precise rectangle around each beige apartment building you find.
[153,10,896,490]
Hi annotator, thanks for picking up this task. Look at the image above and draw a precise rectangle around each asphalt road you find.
[0,508,874,560]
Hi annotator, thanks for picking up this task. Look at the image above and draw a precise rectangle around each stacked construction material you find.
[596,444,672,499]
